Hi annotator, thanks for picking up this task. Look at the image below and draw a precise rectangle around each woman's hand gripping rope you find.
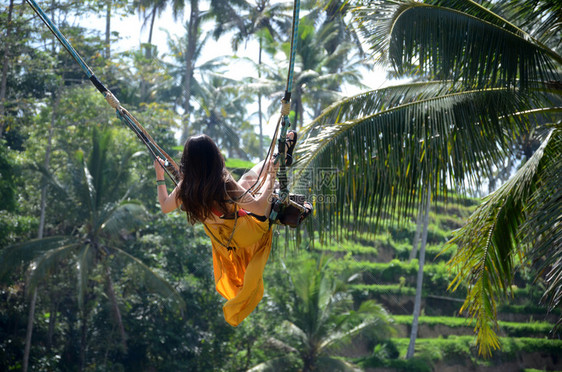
[154,157,167,182]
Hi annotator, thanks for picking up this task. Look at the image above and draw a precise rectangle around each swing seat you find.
[271,194,313,228]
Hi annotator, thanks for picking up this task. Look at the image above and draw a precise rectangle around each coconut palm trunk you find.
[22,290,37,372]
[105,0,112,59]
[23,27,61,368]
[182,0,199,140]
[407,187,431,359]
[258,37,264,157]
[105,266,127,351]
[0,0,14,138]
[409,206,423,261]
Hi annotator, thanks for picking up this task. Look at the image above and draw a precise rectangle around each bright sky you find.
[94,4,390,140]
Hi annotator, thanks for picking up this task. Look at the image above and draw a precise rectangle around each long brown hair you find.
[176,134,233,224]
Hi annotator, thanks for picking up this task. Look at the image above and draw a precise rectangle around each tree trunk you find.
[409,207,423,261]
[182,0,200,141]
[23,94,57,371]
[22,289,37,372]
[23,13,61,368]
[105,266,127,352]
[80,309,87,371]
[0,0,14,139]
[38,92,57,235]
[140,9,157,102]
[147,7,156,51]
[406,187,431,359]
[105,0,112,59]
[258,37,264,158]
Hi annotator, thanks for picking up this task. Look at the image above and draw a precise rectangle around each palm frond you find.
[88,126,111,211]
[316,356,361,372]
[509,0,562,46]
[445,129,556,356]
[0,236,76,282]
[110,247,186,314]
[320,300,393,352]
[28,162,70,200]
[247,355,298,372]
[304,81,459,130]
[353,0,561,87]
[522,128,562,315]
[28,241,80,295]
[100,201,148,237]
[281,320,308,345]
[78,152,96,215]
[294,86,544,238]
[77,243,95,310]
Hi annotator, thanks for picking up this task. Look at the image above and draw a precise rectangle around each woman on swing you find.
[154,132,297,327]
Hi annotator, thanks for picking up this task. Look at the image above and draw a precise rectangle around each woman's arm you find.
[230,157,277,216]
[154,158,181,214]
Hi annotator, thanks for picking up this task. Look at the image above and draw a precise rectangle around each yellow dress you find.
[203,210,273,327]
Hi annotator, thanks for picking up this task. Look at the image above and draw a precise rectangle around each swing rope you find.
[25,0,181,186]
[238,0,303,219]
[269,0,304,220]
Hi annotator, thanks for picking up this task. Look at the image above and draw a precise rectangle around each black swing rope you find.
[235,0,307,222]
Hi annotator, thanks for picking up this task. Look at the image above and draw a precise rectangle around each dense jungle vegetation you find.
[1,0,561,371]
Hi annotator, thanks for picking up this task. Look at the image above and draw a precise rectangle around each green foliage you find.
[387,336,562,365]
[298,0,562,357]
[252,254,395,371]
[0,140,37,247]
[360,346,433,372]
[392,315,555,337]
[1,0,559,370]
[225,157,255,170]
[447,131,562,356]
[225,157,256,180]
[0,211,36,248]
[350,283,417,296]
[0,140,16,212]
[342,260,453,290]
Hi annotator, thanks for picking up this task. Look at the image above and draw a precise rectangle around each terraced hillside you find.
[313,196,562,371]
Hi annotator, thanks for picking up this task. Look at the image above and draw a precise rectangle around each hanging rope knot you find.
[281,100,291,116]
[104,91,120,109]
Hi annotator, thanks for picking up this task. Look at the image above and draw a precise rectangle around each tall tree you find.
[22,8,65,366]
[406,188,430,359]
[294,0,561,356]
[190,72,262,159]
[291,16,365,128]
[210,0,292,156]
[0,0,14,139]
[134,0,186,58]
[181,0,200,141]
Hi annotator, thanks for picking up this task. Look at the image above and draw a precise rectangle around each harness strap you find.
[205,205,240,251]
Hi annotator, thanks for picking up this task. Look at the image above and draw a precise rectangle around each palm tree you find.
[294,0,561,356]
[250,256,394,371]
[291,16,366,128]
[0,127,183,369]
[163,14,218,141]
[133,0,186,58]
[190,73,259,159]
[210,0,292,157]
[305,0,365,57]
